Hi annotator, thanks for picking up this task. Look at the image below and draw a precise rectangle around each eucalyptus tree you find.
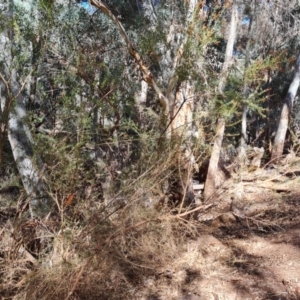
[271,54,300,162]
[238,1,256,160]
[202,0,300,188]
[234,0,300,162]
[248,0,300,148]
[203,1,238,200]
[202,0,286,198]
[0,0,51,217]
[85,0,209,204]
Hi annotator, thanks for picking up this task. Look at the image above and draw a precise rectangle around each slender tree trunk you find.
[217,2,238,94]
[0,0,50,217]
[204,2,238,200]
[165,0,197,137]
[271,54,300,162]
[135,81,148,108]
[5,81,50,217]
[134,81,148,127]
[0,81,9,166]
[240,107,248,148]
[239,9,255,162]
[165,0,198,208]
[204,118,225,199]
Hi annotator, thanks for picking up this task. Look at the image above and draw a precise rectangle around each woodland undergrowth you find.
[1,135,300,300]
[0,136,203,300]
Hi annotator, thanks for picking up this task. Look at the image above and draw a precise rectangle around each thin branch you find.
[91,0,169,112]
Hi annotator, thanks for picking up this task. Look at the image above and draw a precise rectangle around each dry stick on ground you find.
[97,203,217,248]
[174,203,216,218]
[65,258,92,300]
[232,212,283,231]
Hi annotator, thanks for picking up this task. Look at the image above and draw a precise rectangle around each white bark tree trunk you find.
[271,54,300,162]
[204,2,238,200]
[0,0,50,217]
[203,118,226,200]
[239,10,255,163]
[164,0,198,209]
[5,83,50,217]
[218,2,238,94]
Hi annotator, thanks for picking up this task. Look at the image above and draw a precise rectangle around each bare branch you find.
[91,0,169,112]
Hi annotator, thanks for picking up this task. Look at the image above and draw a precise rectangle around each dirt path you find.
[193,227,300,300]
[140,191,300,300]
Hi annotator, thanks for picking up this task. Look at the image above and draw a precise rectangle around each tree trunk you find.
[271,54,300,162]
[0,0,50,217]
[239,10,255,163]
[217,2,238,94]
[204,2,238,200]
[241,105,248,150]
[164,0,198,208]
[6,83,50,217]
[203,118,225,200]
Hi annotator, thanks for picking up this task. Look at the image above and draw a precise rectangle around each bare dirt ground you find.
[138,171,300,300]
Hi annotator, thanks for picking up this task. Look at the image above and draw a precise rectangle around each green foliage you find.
[2,1,300,297]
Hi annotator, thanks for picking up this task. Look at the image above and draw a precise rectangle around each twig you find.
[175,203,216,218]
[65,258,92,300]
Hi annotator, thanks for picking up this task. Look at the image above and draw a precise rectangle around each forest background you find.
[1,0,300,299]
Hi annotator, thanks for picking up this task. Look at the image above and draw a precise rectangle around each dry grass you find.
[2,212,197,300]
[2,143,300,299]
[0,140,203,300]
